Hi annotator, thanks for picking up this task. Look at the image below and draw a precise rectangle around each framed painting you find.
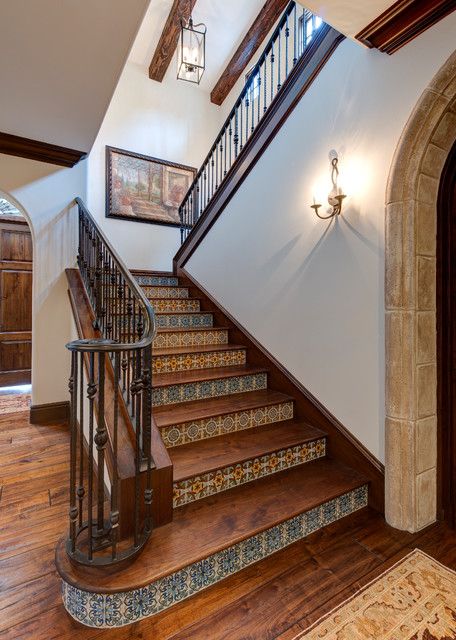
[105,146,196,227]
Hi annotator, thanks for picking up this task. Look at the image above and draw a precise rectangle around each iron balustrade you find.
[179,1,323,242]
[65,198,156,566]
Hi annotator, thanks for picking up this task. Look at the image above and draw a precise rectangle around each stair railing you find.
[65,197,156,566]
[179,1,323,242]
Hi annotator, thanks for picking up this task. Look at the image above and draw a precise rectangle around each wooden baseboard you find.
[178,267,385,512]
[30,401,70,424]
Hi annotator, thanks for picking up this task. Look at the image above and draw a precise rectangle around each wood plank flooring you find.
[1,405,456,639]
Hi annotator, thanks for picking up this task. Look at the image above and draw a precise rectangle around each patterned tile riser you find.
[153,373,268,407]
[153,349,246,374]
[62,485,369,628]
[143,286,188,299]
[135,276,179,286]
[155,314,213,329]
[151,299,200,313]
[162,400,294,448]
[153,330,229,349]
[173,438,326,507]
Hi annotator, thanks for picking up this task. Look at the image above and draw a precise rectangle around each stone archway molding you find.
[385,50,456,532]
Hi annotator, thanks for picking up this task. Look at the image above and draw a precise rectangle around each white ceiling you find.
[0,0,150,151]
[299,0,395,38]
[130,0,270,91]
[130,0,397,99]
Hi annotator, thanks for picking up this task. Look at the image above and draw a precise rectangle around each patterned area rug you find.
[0,393,31,414]
[295,550,456,639]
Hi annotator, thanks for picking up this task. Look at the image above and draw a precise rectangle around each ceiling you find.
[0,0,150,151]
[130,0,270,91]
[131,0,397,97]
[296,0,394,39]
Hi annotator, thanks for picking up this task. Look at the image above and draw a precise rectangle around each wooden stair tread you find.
[170,420,326,481]
[153,389,293,427]
[153,344,246,357]
[55,459,367,593]
[154,311,211,316]
[156,326,229,334]
[153,365,268,388]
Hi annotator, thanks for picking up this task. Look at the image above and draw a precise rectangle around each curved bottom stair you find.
[57,459,368,628]
[58,269,379,628]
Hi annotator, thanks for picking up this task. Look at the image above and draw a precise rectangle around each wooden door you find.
[438,139,456,528]
[0,216,33,386]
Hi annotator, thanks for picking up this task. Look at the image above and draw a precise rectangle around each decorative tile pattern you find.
[135,275,179,286]
[173,438,326,507]
[151,299,200,313]
[161,400,294,448]
[153,329,228,349]
[153,349,246,374]
[61,485,368,628]
[152,372,268,406]
[155,313,213,329]
[143,286,188,299]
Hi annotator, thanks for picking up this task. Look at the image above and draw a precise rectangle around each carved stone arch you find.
[385,50,456,532]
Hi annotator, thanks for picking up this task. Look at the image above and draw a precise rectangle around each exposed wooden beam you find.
[210,0,289,106]
[0,132,87,167]
[356,0,456,54]
[149,0,197,82]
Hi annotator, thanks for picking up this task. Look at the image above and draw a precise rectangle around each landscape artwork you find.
[106,146,196,227]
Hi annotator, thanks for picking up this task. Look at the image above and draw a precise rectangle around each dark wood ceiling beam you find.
[356,0,456,54]
[210,0,290,106]
[149,0,197,82]
[0,132,87,167]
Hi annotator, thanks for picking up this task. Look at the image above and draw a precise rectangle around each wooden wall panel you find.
[0,229,33,262]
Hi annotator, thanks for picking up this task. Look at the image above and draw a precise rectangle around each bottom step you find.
[57,460,368,628]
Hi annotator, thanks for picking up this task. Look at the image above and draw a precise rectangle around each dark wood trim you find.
[437,139,456,528]
[178,267,385,513]
[174,26,345,271]
[210,0,290,106]
[355,0,456,54]
[148,0,197,82]
[30,401,69,424]
[0,215,28,225]
[0,132,87,168]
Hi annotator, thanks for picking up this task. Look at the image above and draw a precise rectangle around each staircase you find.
[57,270,370,628]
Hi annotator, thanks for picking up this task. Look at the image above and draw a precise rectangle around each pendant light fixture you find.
[177,11,206,85]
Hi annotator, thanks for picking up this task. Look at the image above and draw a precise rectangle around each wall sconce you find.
[311,157,347,219]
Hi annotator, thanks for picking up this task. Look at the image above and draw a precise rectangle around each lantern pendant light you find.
[177,14,206,84]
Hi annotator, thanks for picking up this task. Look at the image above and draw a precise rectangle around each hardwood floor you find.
[1,406,456,639]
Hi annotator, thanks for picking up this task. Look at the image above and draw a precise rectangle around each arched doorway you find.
[385,50,456,532]
[437,139,456,528]
[0,195,33,411]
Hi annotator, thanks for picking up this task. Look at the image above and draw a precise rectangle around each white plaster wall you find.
[0,154,87,405]
[86,61,221,272]
[187,14,456,462]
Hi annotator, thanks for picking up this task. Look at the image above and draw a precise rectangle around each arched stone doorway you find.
[385,50,456,532]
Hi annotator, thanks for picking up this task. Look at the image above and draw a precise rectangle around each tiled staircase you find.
[59,270,370,628]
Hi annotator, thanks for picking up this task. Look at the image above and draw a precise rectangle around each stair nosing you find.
[154,389,294,427]
[153,344,246,358]
[152,365,268,388]
[171,420,327,482]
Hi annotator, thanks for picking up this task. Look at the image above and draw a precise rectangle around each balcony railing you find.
[179,1,323,242]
